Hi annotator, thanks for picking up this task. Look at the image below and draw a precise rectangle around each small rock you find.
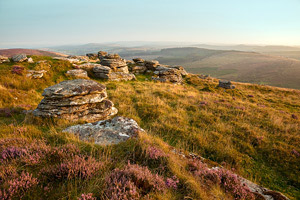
[63,116,144,145]
[218,80,235,89]
[0,55,10,63]
[144,60,159,70]
[66,69,88,78]
[27,70,47,79]
[27,57,34,63]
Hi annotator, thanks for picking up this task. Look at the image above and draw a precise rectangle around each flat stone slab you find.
[66,69,88,78]
[42,79,106,98]
[63,116,143,145]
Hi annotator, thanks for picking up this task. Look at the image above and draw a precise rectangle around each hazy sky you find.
[0,0,300,47]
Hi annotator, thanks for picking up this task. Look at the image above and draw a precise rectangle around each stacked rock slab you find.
[152,66,183,83]
[86,53,98,60]
[33,79,117,122]
[94,51,136,81]
[169,66,188,76]
[144,60,159,71]
[218,80,235,89]
[75,63,101,70]
[63,116,144,145]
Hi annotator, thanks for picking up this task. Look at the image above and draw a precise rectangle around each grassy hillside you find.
[264,51,300,61]
[0,48,67,57]
[156,48,300,89]
[0,56,299,199]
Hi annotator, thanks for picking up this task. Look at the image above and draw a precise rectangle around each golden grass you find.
[0,57,299,199]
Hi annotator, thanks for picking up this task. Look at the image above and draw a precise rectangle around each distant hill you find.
[192,44,300,52]
[156,47,300,89]
[0,48,67,57]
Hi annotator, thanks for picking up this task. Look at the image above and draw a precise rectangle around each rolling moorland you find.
[0,54,299,199]
[155,47,300,89]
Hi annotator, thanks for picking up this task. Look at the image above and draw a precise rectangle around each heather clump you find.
[40,155,102,181]
[146,145,166,160]
[1,172,38,200]
[188,159,254,200]
[0,165,17,184]
[0,138,51,165]
[47,144,81,162]
[0,137,102,198]
[11,65,24,75]
[78,193,96,200]
[105,162,166,199]
[165,176,179,189]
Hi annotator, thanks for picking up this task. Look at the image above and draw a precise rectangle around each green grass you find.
[0,56,299,199]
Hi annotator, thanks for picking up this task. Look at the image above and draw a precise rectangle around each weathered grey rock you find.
[68,55,89,62]
[26,70,47,79]
[53,57,80,64]
[94,72,136,81]
[133,58,144,63]
[39,92,107,107]
[93,52,135,81]
[86,53,98,60]
[75,63,101,70]
[152,67,183,83]
[66,69,88,78]
[33,79,117,122]
[129,65,147,74]
[100,58,127,68]
[34,99,117,122]
[42,79,106,98]
[169,65,188,76]
[0,55,10,63]
[239,177,289,200]
[98,51,108,59]
[63,116,143,145]
[218,80,235,89]
[11,54,27,62]
[144,60,159,70]
[93,65,112,73]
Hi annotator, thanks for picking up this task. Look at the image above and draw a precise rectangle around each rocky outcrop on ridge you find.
[152,66,183,83]
[33,79,117,122]
[130,57,187,84]
[93,51,136,81]
[63,116,143,145]
[86,53,98,60]
[218,80,236,89]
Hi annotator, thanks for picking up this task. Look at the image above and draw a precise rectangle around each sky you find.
[0,0,300,48]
